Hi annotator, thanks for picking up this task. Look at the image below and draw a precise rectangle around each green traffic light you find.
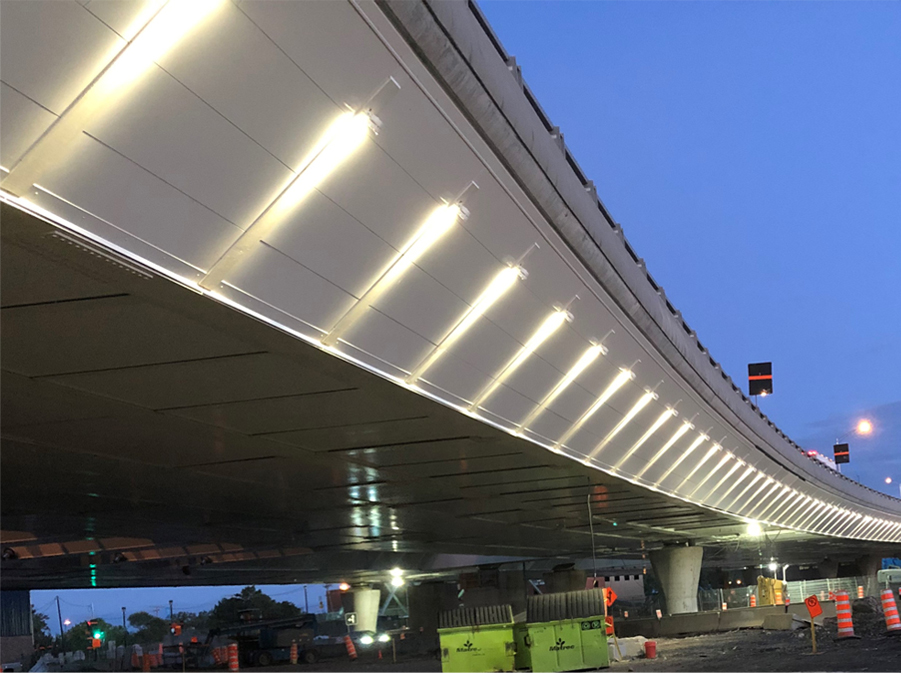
[93,631,103,640]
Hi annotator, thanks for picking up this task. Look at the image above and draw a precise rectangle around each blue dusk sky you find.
[34,1,901,622]
[480,0,901,492]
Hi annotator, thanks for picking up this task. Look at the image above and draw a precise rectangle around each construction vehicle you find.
[207,611,320,667]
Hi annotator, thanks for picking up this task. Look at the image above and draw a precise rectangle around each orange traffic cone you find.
[881,589,901,634]
[835,591,858,639]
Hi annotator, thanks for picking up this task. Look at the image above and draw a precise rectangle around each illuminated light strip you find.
[833,510,858,537]
[739,477,776,514]
[3,196,892,543]
[555,369,634,450]
[654,434,708,486]
[702,461,743,500]
[203,108,382,289]
[745,481,783,519]
[869,519,892,539]
[724,472,764,510]
[767,491,804,521]
[588,390,657,459]
[519,341,606,431]
[612,408,677,471]
[667,444,720,491]
[786,497,817,527]
[808,504,836,531]
[407,264,525,384]
[469,307,572,412]
[797,501,827,529]
[840,512,864,537]
[755,486,792,520]
[712,466,755,508]
[322,198,472,347]
[849,515,874,538]
[685,452,733,497]
[810,505,839,531]
[1,0,224,196]
[635,422,693,479]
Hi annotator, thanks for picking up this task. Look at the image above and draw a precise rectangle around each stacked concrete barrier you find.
[881,589,901,634]
[835,591,856,639]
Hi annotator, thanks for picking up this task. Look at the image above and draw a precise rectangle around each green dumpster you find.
[438,605,516,672]
[514,589,609,672]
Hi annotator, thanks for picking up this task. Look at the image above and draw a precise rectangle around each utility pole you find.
[169,600,174,621]
[56,596,64,642]
[304,586,309,613]
[122,607,127,647]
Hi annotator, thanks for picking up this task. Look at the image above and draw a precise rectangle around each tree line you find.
[33,586,304,651]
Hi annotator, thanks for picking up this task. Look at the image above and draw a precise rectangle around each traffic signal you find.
[833,443,850,464]
[748,362,773,396]
[170,623,182,636]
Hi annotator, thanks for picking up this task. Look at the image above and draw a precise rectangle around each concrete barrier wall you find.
[614,601,838,639]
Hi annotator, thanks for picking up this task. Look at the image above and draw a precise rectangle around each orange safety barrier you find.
[881,589,901,633]
[141,654,151,672]
[721,602,727,611]
[858,585,865,599]
[774,586,784,606]
[835,591,856,639]
[131,653,140,669]
[344,635,357,660]
[228,643,239,672]
[750,594,757,607]
[212,647,222,665]
[290,641,298,665]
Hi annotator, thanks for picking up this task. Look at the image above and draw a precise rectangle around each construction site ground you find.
[264,598,901,672]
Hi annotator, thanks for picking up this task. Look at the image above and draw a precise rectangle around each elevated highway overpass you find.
[1,0,899,595]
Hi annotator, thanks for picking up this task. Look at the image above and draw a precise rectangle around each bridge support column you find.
[650,545,704,615]
[408,581,458,648]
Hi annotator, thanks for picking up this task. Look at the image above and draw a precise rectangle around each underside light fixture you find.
[785,496,815,527]
[634,420,694,479]
[555,368,635,451]
[723,470,764,510]
[468,305,574,412]
[712,466,755,508]
[702,459,744,499]
[670,444,721,492]
[685,451,734,497]
[518,337,609,431]
[323,184,477,347]
[390,567,405,587]
[406,262,527,384]
[654,432,709,486]
[767,490,804,521]
[203,103,389,289]
[797,501,827,529]
[746,521,763,537]
[1,0,225,196]
[754,485,792,520]
[734,474,772,512]
[746,480,784,519]
[612,406,678,471]
[588,388,659,460]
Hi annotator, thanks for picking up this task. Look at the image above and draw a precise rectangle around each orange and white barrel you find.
[858,585,865,599]
[721,602,727,611]
[835,591,856,639]
[212,646,222,665]
[290,641,298,665]
[750,594,757,607]
[344,635,357,660]
[881,589,901,633]
[774,586,784,605]
[141,653,151,672]
[228,643,239,672]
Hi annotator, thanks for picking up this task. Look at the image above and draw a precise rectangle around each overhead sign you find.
[833,443,850,465]
[748,362,773,397]
[344,612,357,626]
[805,595,823,619]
